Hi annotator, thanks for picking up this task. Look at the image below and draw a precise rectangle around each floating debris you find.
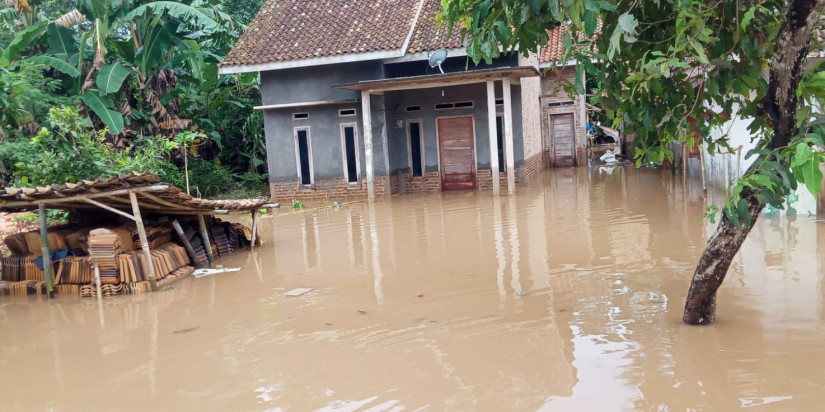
[282,288,313,297]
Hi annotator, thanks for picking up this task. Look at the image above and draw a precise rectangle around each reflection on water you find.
[0,167,823,411]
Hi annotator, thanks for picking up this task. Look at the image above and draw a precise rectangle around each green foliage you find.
[0,0,268,198]
[218,0,263,26]
[13,106,179,186]
[442,0,825,228]
[292,199,305,210]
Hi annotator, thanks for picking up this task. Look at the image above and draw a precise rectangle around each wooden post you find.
[38,204,54,298]
[197,214,215,268]
[172,219,202,268]
[129,190,158,291]
[700,143,707,192]
[250,209,259,250]
[502,78,516,194]
[92,264,102,299]
[486,80,500,196]
[361,90,375,200]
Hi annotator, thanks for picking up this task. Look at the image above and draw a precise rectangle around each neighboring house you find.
[539,25,589,167]
[219,0,578,202]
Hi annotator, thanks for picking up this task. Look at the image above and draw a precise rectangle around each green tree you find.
[442,0,825,324]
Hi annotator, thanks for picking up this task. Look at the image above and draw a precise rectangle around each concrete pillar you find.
[486,80,500,196]
[361,90,375,200]
[502,78,516,194]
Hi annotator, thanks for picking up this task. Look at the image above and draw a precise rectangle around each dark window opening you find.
[435,103,453,110]
[547,101,575,107]
[339,109,356,116]
[454,101,474,108]
[406,105,421,112]
[297,129,311,185]
[293,112,309,119]
[343,126,358,183]
[409,122,423,177]
[435,101,474,110]
[495,98,504,105]
[496,116,505,173]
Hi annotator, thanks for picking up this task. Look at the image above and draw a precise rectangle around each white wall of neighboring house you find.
[699,105,817,215]
[519,53,544,161]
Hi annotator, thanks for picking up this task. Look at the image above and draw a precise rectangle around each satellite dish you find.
[428,49,448,74]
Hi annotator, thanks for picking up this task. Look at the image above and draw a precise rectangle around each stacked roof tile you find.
[406,0,462,53]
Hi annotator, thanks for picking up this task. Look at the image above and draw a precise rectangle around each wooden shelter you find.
[0,172,275,297]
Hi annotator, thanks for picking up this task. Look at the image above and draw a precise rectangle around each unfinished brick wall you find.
[399,171,442,193]
[521,152,545,186]
[269,176,391,205]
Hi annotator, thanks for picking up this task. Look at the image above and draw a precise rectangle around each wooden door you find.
[550,113,575,167]
[438,117,476,190]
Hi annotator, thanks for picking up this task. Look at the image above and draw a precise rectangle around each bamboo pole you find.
[129,191,158,291]
[38,204,54,298]
[197,215,215,268]
[172,219,202,267]
[250,209,259,250]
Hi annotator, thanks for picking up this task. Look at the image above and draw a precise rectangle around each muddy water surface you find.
[2,167,824,411]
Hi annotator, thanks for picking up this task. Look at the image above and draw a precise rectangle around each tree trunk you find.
[683,192,763,325]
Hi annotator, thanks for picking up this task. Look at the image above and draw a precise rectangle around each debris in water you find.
[518,291,527,296]
[358,310,368,315]
[282,288,313,297]
[193,267,241,278]
[417,294,424,298]
[173,327,199,334]
[415,317,427,323]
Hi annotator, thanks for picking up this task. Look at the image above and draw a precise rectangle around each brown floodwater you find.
[1,167,824,411]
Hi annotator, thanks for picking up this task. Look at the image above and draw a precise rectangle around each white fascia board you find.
[218,49,406,75]
[539,59,578,69]
[384,48,468,64]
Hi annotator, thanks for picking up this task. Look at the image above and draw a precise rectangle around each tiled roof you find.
[222,0,421,68]
[540,25,568,63]
[540,21,601,64]
[407,0,462,53]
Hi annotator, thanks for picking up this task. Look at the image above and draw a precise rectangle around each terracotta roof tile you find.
[540,21,602,64]
[540,25,568,63]
[222,0,421,68]
[406,0,462,53]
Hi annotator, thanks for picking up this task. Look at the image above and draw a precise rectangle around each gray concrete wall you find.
[260,61,384,105]
[385,81,525,174]
[263,101,391,183]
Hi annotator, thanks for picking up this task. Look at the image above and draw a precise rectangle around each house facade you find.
[220,0,585,202]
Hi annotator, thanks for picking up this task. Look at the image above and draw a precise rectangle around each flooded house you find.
[219,0,588,203]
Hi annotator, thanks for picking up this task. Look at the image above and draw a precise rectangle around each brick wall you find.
[399,171,441,193]
[269,176,391,205]
[521,152,544,186]
[477,169,519,191]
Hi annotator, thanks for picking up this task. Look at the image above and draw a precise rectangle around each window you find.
[495,98,504,106]
[294,127,312,185]
[547,101,574,107]
[408,121,424,177]
[434,101,474,110]
[405,105,421,112]
[341,124,359,183]
[339,108,356,116]
[293,112,309,119]
[496,116,505,174]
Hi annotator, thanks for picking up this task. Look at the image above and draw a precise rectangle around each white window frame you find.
[339,122,361,184]
[406,119,425,177]
[339,108,357,117]
[293,126,314,185]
